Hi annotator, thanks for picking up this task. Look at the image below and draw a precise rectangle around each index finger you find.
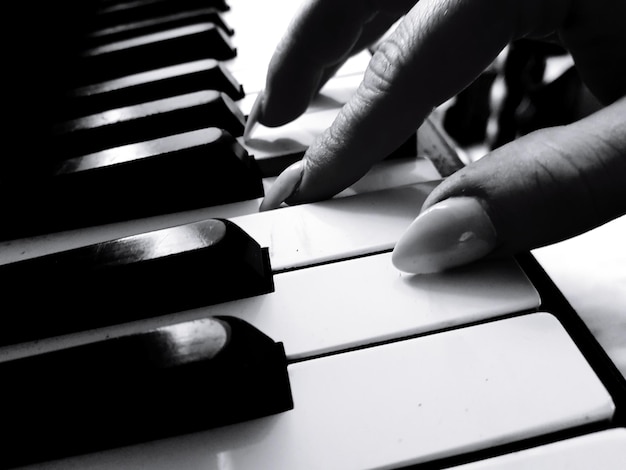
[261,0,571,209]
[256,0,416,127]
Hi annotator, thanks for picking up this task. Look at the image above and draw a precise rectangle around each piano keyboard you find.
[2,0,625,469]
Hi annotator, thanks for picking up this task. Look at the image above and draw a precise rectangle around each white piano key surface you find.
[533,214,626,378]
[17,313,614,470]
[1,251,539,362]
[232,182,434,271]
[449,428,626,469]
[209,253,540,359]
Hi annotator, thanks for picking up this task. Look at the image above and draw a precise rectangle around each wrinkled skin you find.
[257,0,626,258]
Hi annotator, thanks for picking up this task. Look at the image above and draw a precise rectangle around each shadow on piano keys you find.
[1,0,625,469]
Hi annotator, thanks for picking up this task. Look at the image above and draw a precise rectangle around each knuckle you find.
[364,37,406,95]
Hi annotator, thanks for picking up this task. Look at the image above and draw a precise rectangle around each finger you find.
[256,0,415,128]
[314,12,404,96]
[392,97,626,273]
[258,160,304,212]
[245,9,403,139]
[263,0,557,210]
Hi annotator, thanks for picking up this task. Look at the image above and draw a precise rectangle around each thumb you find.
[392,96,626,274]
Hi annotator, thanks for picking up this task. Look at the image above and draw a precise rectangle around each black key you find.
[0,219,274,345]
[79,23,236,83]
[3,316,292,468]
[95,0,229,29]
[1,128,264,239]
[67,59,244,117]
[88,8,234,46]
[52,90,246,158]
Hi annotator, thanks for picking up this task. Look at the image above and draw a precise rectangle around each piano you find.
[1,1,625,468]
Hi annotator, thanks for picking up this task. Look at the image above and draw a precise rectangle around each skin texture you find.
[255,0,626,261]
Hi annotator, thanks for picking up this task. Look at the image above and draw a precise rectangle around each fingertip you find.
[259,160,305,212]
[244,91,264,141]
[392,197,497,274]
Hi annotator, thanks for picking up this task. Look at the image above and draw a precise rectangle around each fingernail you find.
[244,91,264,140]
[259,160,304,211]
[392,197,497,274]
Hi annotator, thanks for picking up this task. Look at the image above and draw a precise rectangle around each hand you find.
[251,0,626,273]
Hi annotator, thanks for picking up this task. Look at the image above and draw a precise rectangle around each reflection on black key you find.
[67,59,244,117]
[53,90,246,158]
[0,219,274,346]
[2,128,264,239]
[79,23,236,83]
[88,8,234,46]
[96,0,229,29]
[4,316,292,468]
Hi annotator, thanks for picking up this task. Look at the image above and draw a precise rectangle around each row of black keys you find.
[2,2,294,467]
[3,0,263,240]
[2,218,287,465]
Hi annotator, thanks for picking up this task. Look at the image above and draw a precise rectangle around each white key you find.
[219,253,540,359]
[2,252,539,362]
[449,428,626,469]
[21,313,614,470]
[233,181,436,271]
